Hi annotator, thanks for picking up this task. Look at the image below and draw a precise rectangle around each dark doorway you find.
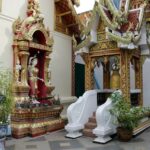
[75,63,85,97]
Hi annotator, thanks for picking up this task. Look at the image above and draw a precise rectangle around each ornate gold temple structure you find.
[74,0,150,106]
[11,0,64,138]
[68,0,150,138]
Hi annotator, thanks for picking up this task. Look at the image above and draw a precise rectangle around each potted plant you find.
[0,68,13,149]
[110,90,148,141]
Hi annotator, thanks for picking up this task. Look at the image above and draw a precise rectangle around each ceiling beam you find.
[57,11,72,17]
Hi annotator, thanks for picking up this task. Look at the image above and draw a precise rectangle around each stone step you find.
[83,128,96,138]
[93,112,96,117]
[84,122,97,129]
[82,113,97,138]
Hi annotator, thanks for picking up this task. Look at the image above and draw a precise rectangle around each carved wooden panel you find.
[91,41,118,51]
[135,57,143,105]
[120,51,130,102]
[97,32,106,41]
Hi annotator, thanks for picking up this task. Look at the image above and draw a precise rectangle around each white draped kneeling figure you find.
[93,90,122,143]
[65,90,97,138]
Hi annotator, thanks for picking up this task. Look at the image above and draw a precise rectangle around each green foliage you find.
[110,91,149,131]
[0,69,14,125]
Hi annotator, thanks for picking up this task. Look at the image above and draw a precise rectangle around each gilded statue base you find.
[12,119,64,138]
[11,105,64,138]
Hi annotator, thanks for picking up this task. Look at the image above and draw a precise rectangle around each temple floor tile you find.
[5,128,150,150]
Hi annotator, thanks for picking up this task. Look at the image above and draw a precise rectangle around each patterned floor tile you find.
[87,145,124,150]
[5,128,150,150]
[49,140,84,150]
[5,145,15,150]
[27,136,46,142]
[26,145,37,149]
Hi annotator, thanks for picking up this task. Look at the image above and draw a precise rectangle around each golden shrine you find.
[73,0,150,106]
[64,0,150,140]
[11,0,64,138]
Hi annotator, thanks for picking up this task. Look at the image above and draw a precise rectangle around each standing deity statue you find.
[28,55,44,102]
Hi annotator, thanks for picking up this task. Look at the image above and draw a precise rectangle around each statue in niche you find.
[28,55,44,103]
[110,58,120,89]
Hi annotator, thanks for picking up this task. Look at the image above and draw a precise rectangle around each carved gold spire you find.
[27,0,44,22]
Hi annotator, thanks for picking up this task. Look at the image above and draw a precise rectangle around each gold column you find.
[72,49,75,96]
[13,43,19,84]
[18,42,29,87]
[120,50,130,102]
[19,51,29,86]
[44,51,55,95]
[13,42,29,103]
[135,57,143,105]
[91,58,95,89]
[44,52,51,86]
[82,54,94,90]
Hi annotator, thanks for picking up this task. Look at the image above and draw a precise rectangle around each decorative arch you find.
[32,30,46,44]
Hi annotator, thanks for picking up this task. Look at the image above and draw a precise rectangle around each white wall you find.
[75,54,85,64]
[143,58,150,106]
[51,32,72,96]
[39,0,54,31]
[0,15,14,68]
[2,0,27,19]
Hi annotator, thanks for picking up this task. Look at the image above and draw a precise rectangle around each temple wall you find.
[0,15,13,68]
[143,59,150,106]
[75,55,85,64]
[0,0,73,97]
[52,32,72,96]
[2,0,27,19]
